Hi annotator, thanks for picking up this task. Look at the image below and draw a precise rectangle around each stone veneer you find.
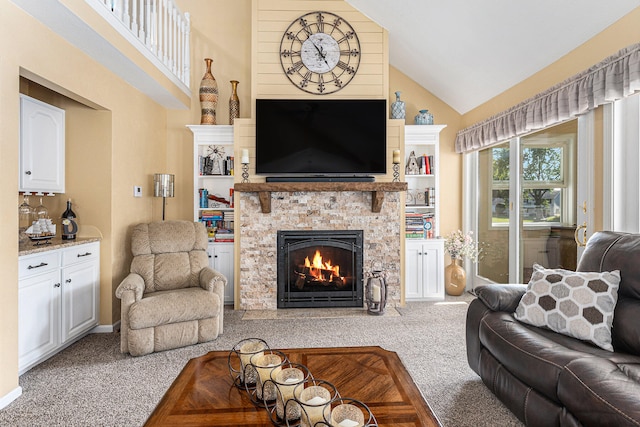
[238,190,402,310]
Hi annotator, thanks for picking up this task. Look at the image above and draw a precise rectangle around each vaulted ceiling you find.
[346,0,640,114]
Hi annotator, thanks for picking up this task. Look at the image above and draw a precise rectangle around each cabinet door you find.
[208,243,234,304]
[19,271,61,373]
[421,246,441,298]
[20,95,65,193]
[405,242,424,300]
[61,259,99,342]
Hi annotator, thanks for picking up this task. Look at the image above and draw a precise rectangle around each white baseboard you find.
[0,386,22,410]
[90,320,120,334]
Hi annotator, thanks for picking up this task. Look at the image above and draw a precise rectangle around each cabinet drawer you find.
[19,251,60,279]
[62,242,99,267]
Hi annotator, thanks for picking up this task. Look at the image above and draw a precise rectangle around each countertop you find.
[19,236,101,257]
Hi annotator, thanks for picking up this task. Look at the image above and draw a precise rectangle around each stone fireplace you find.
[277,229,364,308]
[235,182,406,310]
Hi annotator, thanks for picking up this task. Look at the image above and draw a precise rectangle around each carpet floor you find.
[0,293,523,426]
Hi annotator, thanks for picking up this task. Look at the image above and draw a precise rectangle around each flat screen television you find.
[255,99,387,176]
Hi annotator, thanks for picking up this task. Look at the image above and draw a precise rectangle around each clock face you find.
[280,11,361,94]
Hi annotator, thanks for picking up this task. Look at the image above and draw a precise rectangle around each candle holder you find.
[228,338,269,388]
[242,163,250,183]
[228,338,377,426]
[290,379,339,427]
[249,349,289,406]
[328,397,378,426]
[267,362,312,424]
[392,163,400,182]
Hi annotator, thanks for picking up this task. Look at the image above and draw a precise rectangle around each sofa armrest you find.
[115,273,145,353]
[475,284,527,313]
[200,267,227,334]
[115,273,145,301]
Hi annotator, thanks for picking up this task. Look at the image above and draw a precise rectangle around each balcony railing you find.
[89,0,190,89]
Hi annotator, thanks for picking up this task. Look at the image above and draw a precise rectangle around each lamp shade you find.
[154,174,175,198]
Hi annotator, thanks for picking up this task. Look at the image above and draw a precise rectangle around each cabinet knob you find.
[214,255,218,258]
[25,170,32,175]
[66,278,72,283]
[54,283,61,288]
[418,252,422,255]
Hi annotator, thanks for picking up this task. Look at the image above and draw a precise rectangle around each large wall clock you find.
[280,11,361,94]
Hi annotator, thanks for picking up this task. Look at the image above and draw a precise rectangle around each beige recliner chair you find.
[115,220,225,356]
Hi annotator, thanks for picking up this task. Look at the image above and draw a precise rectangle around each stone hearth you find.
[235,183,405,310]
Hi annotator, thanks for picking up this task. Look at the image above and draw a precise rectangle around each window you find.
[488,129,574,227]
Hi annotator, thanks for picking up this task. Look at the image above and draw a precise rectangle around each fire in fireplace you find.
[277,230,364,308]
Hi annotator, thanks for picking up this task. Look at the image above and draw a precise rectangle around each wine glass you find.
[19,195,34,230]
[35,196,49,220]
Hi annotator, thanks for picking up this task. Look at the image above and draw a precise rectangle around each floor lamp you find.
[154,173,174,220]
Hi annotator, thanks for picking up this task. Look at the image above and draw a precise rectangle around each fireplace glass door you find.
[277,230,363,308]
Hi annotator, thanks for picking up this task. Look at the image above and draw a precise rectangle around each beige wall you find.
[1,0,168,400]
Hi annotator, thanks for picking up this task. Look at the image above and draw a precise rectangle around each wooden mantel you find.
[234,182,408,213]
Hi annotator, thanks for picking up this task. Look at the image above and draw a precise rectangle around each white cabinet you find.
[61,243,100,342]
[405,239,445,300]
[18,241,100,374]
[18,266,60,372]
[19,94,65,194]
[207,242,234,304]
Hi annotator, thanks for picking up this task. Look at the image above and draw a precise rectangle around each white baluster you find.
[162,0,168,65]
[138,0,145,41]
[131,0,138,34]
[183,12,190,87]
[123,0,130,29]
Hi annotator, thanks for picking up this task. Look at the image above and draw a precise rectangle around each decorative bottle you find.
[199,58,218,125]
[390,91,406,120]
[61,199,78,240]
[229,80,240,125]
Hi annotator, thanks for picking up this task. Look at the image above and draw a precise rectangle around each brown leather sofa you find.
[466,231,640,426]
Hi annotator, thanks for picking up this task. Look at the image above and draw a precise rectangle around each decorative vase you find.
[445,258,466,296]
[199,58,218,125]
[414,109,434,125]
[229,80,240,125]
[391,91,405,120]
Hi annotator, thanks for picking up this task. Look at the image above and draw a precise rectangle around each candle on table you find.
[299,386,331,427]
[239,340,265,383]
[253,353,282,400]
[241,148,249,164]
[303,395,328,425]
[331,403,365,427]
[392,149,401,164]
[275,368,304,420]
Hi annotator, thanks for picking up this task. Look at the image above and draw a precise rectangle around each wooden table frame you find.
[145,346,442,426]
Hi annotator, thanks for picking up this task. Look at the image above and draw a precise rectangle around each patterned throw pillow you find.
[514,263,620,351]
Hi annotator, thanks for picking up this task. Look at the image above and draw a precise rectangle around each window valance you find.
[455,42,640,153]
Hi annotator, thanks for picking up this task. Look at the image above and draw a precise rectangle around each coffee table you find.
[145,346,442,426]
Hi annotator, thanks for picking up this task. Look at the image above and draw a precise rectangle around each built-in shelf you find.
[234,182,408,213]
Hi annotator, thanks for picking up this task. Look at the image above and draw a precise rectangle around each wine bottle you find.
[61,199,78,240]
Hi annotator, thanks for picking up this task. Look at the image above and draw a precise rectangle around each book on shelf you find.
[198,154,234,176]
[405,212,435,239]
